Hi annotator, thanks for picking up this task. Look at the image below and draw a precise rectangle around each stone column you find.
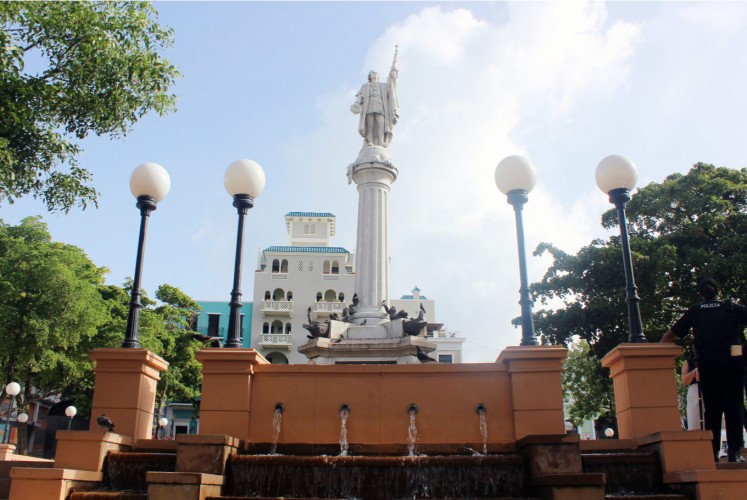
[601,344,683,440]
[89,348,169,440]
[349,146,398,323]
[497,346,568,440]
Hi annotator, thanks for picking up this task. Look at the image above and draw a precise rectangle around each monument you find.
[299,48,437,364]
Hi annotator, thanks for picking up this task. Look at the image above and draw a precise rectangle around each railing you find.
[258,333,293,350]
[311,301,345,317]
[261,301,294,317]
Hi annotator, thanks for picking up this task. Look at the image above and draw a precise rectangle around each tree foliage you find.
[0,216,108,411]
[0,217,203,421]
[562,340,615,427]
[0,1,178,211]
[531,163,747,421]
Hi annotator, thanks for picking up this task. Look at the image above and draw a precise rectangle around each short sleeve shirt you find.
[672,300,747,367]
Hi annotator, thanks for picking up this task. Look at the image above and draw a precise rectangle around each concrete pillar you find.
[89,348,169,440]
[601,344,683,440]
[497,346,568,440]
[195,348,268,440]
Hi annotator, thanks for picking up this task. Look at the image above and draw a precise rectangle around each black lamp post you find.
[224,159,266,348]
[495,155,539,346]
[595,155,646,343]
[123,163,171,348]
[3,382,20,444]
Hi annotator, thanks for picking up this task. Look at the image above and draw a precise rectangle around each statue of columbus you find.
[351,46,399,148]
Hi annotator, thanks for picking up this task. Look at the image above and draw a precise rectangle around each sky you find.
[3,1,747,362]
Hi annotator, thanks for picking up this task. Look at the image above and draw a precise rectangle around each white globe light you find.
[159,417,168,427]
[595,155,638,194]
[224,159,266,198]
[495,155,537,195]
[130,162,171,202]
[17,413,28,424]
[604,427,615,438]
[65,406,77,418]
[5,382,20,397]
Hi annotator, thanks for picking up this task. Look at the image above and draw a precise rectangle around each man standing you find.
[661,278,746,462]
[351,48,399,148]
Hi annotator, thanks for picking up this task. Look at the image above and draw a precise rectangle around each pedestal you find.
[349,146,398,322]
[89,348,169,440]
[601,344,683,440]
[497,346,568,440]
[195,348,268,440]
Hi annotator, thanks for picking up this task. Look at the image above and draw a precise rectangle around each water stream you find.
[407,405,418,457]
[339,404,350,456]
[270,404,283,455]
[478,405,488,455]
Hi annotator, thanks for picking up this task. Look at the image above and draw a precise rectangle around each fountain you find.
[477,403,488,456]
[339,404,350,457]
[406,404,418,457]
[269,403,284,455]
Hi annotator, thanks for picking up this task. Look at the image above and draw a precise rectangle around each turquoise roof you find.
[400,294,428,300]
[285,212,335,218]
[265,246,349,254]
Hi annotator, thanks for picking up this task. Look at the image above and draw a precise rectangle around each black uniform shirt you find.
[672,300,747,368]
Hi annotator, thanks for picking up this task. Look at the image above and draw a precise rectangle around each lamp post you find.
[495,155,539,346]
[3,382,20,444]
[595,154,646,343]
[158,417,168,440]
[224,159,266,348]
[65,406,77,431]
[123,163,171,348]
[16,413,28,453]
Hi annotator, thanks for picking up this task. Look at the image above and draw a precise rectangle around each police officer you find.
[661,278,747,462]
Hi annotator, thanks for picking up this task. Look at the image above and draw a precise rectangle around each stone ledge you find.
[56,430,133,447]
[10,467,103,481]
[664,469,747,483]
[635,430,711,447]
[147,471,224,486]
[176,434,240,448]
[531,472,606,487]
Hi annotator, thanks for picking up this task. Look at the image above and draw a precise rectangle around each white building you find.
[250,212,465,364]
[250,212,355,364]
[390,286,466,363]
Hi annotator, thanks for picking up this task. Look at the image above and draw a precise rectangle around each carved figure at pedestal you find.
[303,306,330,339]
[383,301,408,320]
[403,304,426,336]
[351,46,399,148]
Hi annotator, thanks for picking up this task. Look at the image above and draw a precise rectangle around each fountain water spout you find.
[270,403,284,455]
[476,403,488,455]
[407,404,418,456]
[339,404,350,456]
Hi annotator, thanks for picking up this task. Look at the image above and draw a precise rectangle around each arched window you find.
[323,260,331,274]
[285,323,292,334]
[262,322,269,334]
[287,291,293,301]
[280,259,288,273]
[304,223,310,234]
[266,352,289,364]
[316,292,323,302]
[338,292,345,302]
[324,289,337,302]
[272,288,285,301]
[331,260,340,274]
[271,320,283,334]
[271,259,280,273]
[264,291,271,300]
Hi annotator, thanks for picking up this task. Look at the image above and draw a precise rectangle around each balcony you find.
[259,333,293,350]
[261,300,294,318]
[311,301,345,319]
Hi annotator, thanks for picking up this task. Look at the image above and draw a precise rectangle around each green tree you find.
[562,340,615,427]
[530,163,747,420]
[0,216,109,438]
[0,1,178,211]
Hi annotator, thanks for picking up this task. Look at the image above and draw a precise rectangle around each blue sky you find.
[3,1,747,362]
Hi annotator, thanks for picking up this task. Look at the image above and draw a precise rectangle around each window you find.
[280,259,288,273]
[338,292,345,302]
[285,323,291,334]
[240,314,245,339]
[272,288,285,301]
[331,260,340,274]
[316,292,323,302]
[271,259,280,273]
[262,323,269,334]
[264,291,271,300]
[438,354,453,364]
[207,314,220,338]
[287,291,293,301]
[304,223,316,235]
[323,260,330,274]
[266,352,289,364]
[324,289,337,302]
[271,320,283,334]
[175,425,188,436]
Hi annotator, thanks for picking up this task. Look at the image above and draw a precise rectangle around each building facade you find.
[250,212,356,364]
[194,300,252,348]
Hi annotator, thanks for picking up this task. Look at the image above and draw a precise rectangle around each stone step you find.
[69,492,147,500]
